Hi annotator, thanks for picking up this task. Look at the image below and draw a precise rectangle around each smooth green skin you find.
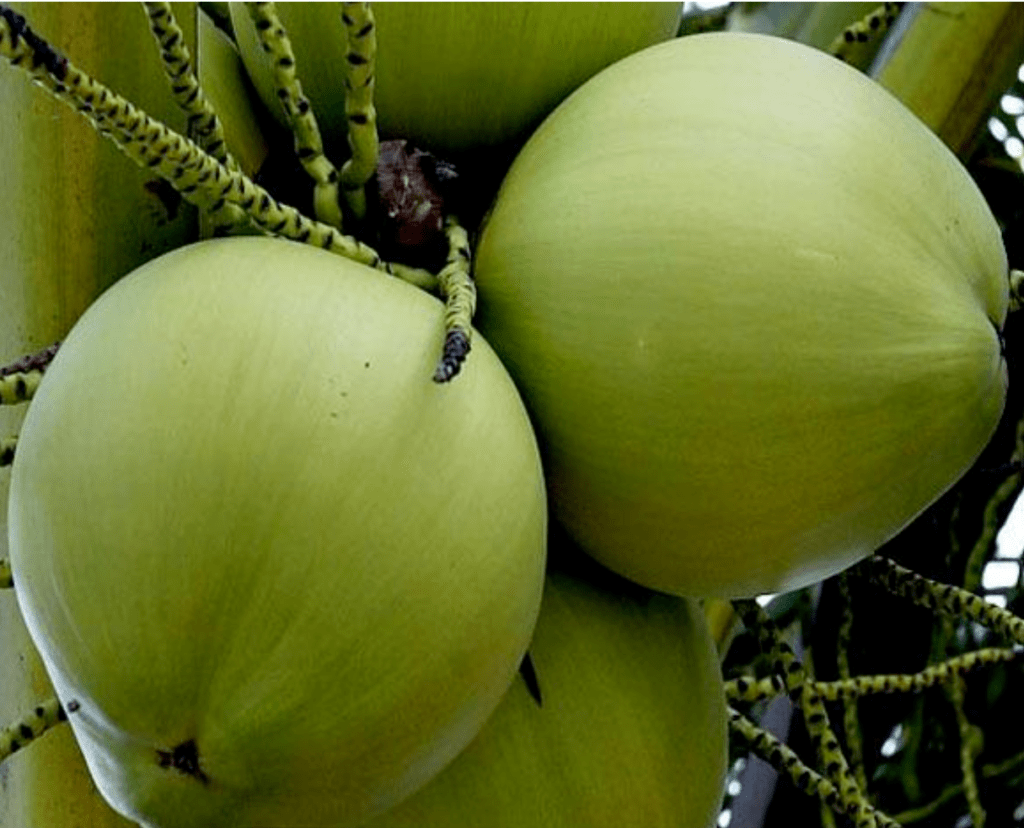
[365,545,727,828]
[8,237,548,828]
[228,2,683,156]
[474,32,1009,599]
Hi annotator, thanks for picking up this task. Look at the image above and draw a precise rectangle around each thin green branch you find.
[143,1,248,235]
[828,2,903,69]
[433,218,476,383]
[733,599,878,827]
[891,748,1024,824]
[0,4,436,294]
[964,412,1024,593]
[0,371,41,405]
[947,676,986,827]
[1,434,15,465]
[339,1,379,220]
[854,556,1024,646]
[0,697,68,764]
[728,707,901,828]
[726,646,1022,703]
[836,571,868,790]
[144,2,234,167]
[245,2,344,229]
[1010,269,1024,313]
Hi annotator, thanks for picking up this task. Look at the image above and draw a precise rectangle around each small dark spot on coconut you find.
[156,739,209,785]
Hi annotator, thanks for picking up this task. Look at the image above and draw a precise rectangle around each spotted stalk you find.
[1010,269,1024,313]
[433,218,476,383]
[1,435,14,466]
[963,412,1024,592]
[143,1,248,235]
[734,599,878,827]
[853,556,1024,646]
[144,2,233,167]
[245,2,344,229]
[0,698,68,764]
[727,646,1022,703]
[339,2,379,220]
[0,372,41,405]
[728,707,901,828]
[0,5,436,293]
[947,676,987,827]
[828,3,903,69]
[836,571,868,791]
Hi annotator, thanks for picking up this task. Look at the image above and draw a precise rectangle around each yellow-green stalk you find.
[873,2,1024,158]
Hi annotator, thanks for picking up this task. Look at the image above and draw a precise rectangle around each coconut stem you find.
[853,555,1024,645]
[946,675,987,827]
[0,371,41,405]
[1010,269,1024,312]
[0,4,436,293]
[433,218,476,383]
[728,707,901,828]
[0,434,15,466]
[726,646,1022,703]
[0,697,68,764]
[835,571,868,791]
[339,2,379,221]
[733,598,879,826]
[828,2,903,69]
[245,1,344,230]
[144,1,249,235]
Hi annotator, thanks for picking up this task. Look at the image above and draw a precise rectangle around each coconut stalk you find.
[872,2,1024,159]
[0,4,198,825]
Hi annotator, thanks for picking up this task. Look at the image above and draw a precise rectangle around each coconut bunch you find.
[0,4,1019,828]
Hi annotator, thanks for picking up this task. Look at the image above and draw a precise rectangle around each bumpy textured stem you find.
[734,599,877,827]
[728,708,901,828]
[245,2,343,229]
[0,558,11,589]
[726,646,1023,703]
[144,1,247,236]
[828,3,903,69]
[964,413,1024,591]
[854,556,1024,646]
[836,572,868,790]
[0,5,436,292]
[144,2,233,167]
[947,676,987,827]
[0,372,41,405]
[433,218,476,383]
[0,698,68,764]
[1010,270,1024,313]
[339,2,379,220]
[0,435,14,466]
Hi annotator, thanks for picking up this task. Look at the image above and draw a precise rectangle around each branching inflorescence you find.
[0,2,477,382]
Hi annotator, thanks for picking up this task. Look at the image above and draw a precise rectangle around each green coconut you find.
[228,2,683,156]
[8,237,547,827]
[474,32,1008,598]
[366,541,727,828]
